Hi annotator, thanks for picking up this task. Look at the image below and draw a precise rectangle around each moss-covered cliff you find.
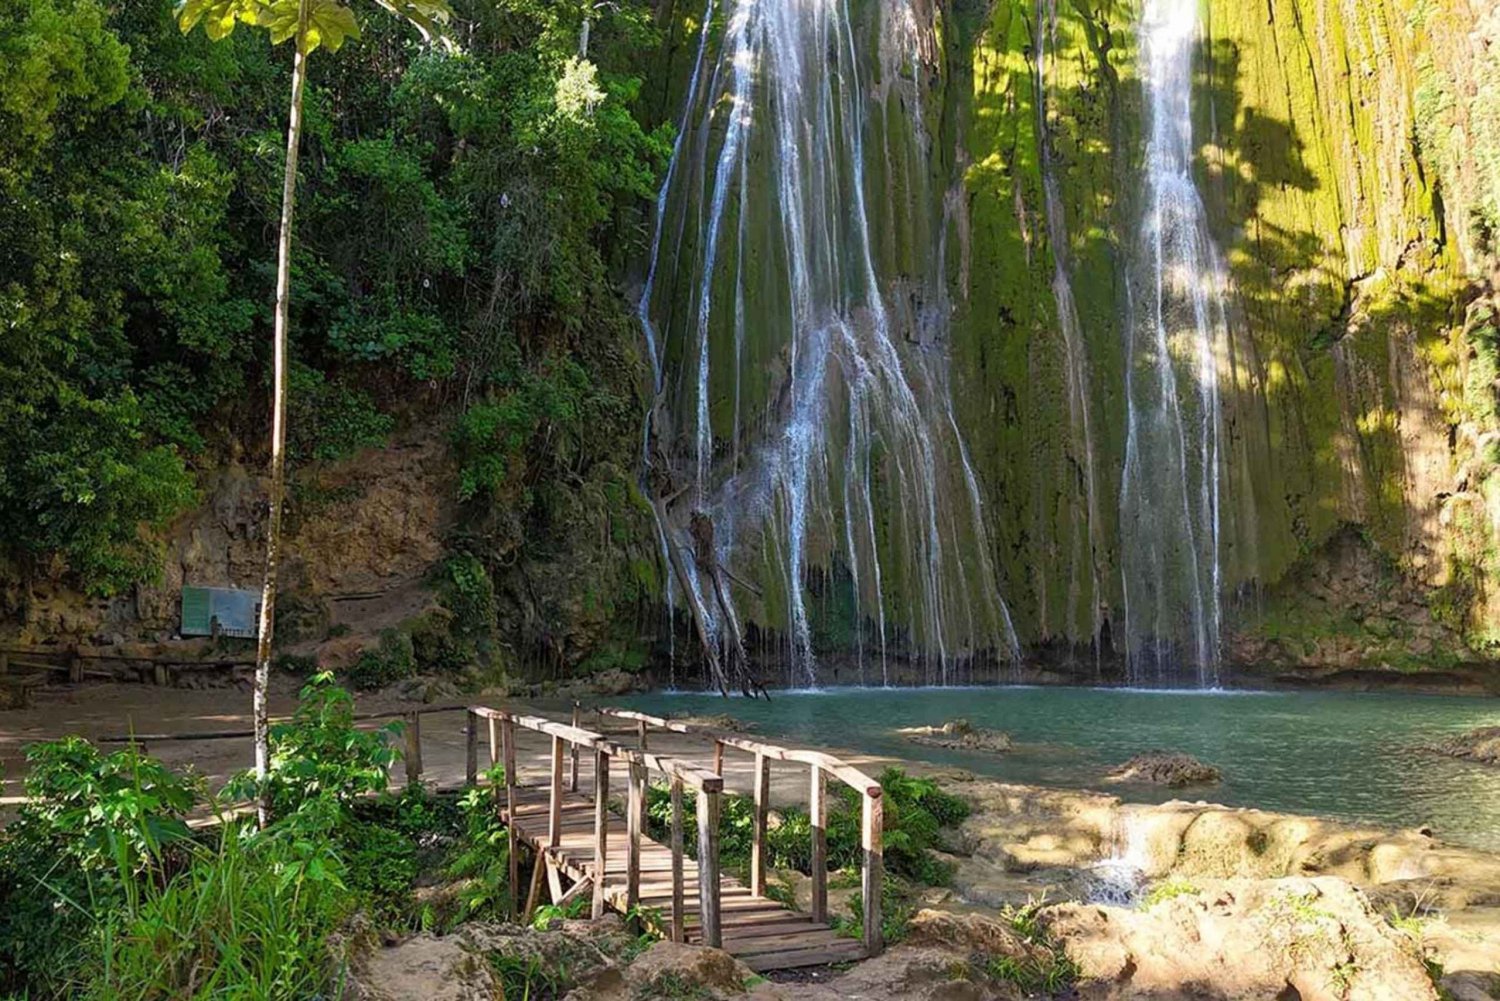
[943,0,1500,671]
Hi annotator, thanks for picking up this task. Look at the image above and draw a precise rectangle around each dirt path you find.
[0,681,906,812]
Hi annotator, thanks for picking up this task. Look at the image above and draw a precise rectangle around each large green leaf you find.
[175,0,266,40]
[371,0,453,46]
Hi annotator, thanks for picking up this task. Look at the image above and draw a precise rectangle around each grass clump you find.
[983,899,1081,994]
[1141,878,1200,909]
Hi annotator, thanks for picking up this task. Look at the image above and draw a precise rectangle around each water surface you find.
[617,686,1500,852]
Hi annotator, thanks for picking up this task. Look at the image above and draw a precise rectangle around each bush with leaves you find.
[231,672,401,817]
[0,739,201,995]
[645,767,968,888]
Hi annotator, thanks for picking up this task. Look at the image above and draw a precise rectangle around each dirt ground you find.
[0,678,901,811]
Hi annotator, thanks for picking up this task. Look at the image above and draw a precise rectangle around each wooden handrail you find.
[591,703,884,957]
[592,706,882,796]
[464,704,723,946]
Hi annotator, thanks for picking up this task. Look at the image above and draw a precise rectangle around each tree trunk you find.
[253,0,312,828]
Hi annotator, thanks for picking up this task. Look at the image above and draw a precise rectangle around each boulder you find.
[1105,751,1222,787]
[900,719,1014,754]
[563,940,756,1000]
[1427,727,1500,765]
[344,932,500,1001]
[1040,876,1441,1001]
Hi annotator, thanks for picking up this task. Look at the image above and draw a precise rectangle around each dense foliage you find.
[0,0,664,603]
[0,677,503,999]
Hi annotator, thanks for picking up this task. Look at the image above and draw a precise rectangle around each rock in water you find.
[1106,751,1221,787]
[899,719,1014,753]
[1425,726,1500,765]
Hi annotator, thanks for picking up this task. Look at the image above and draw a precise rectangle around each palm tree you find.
[177,0,451,826]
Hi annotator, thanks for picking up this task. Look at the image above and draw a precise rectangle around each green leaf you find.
[176,0,264,40]
[371,0,452,45]
[307,0,360,53]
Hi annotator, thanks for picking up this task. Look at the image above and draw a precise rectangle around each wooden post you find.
[712,739,724,777]
[68,655,82,684]
[570,703,581,791]
[670,775,685,943]
[523,851,545,923]
[548,735,564,848]
[488,716,499,769]
[465,710,478,786]
[697,782,722,948]
[636,717,648,750]
[592,748,610,919]
[810,764,827,923]
[862,790,884,957]
[626,760,645,908]
[750,750,770,895]
[501,716,518,917]
[153,663,168,687]
[404,711,423,787]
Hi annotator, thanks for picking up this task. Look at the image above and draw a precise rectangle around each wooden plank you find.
[862,791,883,957]
[722,928,847,954]
[465,710,479,786]
[548,735,564,848]
[591,748,610,919]
[502,717,519,917]
[570,703,581,791]
[670,775,685,943]
[523,851,545,923]
[741,940,864,973]
[404,711,423,786]
[697,786,721,948]
[626,760,644,908]
[750,750,770,896]
[810,763,827,922]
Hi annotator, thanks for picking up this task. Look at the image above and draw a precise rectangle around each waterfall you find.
[1119,0,1230,686]
[1034,0,1105,655]
[639,0,1020,687]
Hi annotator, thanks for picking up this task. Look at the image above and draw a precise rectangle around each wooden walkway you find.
[467,705,883,972]
[86,697,885,972]
[499,784,862,970]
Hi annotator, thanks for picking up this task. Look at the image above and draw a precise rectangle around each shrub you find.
[343,628,417,690]
[233,672,401,818]
[85,819,353,1000]
[0,739,199,995]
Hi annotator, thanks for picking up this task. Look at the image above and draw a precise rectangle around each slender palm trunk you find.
[254,0,312,828]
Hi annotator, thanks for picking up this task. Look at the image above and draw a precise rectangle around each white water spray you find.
[639,0,1019,686]
[1119,0,1230,686]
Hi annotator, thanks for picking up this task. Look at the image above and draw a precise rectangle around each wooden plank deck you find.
[500,784,864,971]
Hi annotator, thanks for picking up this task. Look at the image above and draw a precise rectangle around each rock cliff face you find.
[945,0,1500,669]
[13,0,1499,684]
[640,0,1500,678]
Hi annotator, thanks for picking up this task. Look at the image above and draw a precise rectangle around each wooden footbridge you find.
[76,698,885,971]
[462,705,885,971]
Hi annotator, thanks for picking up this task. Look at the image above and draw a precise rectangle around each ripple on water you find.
[620,685,1500,853]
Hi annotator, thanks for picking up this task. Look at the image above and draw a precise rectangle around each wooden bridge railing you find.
[464,706,725,946]
[590,705,885,957]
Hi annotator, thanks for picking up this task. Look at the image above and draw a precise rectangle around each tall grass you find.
[86,820,352,1000]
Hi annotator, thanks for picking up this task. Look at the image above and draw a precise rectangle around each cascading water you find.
[638,0,1020,688]
[1119,0,1231,686]
[1034,0,1105,654]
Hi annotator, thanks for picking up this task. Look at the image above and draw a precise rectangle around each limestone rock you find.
[1040,876,1441,1001]
[1105,751,1222,787]
[900,719,1014,753]
[345,933,500,1001]
[564,940,755,1000]
[1427,727,1500,765]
